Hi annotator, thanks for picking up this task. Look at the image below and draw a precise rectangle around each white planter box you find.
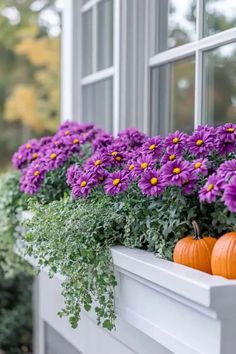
[33,246,236,354]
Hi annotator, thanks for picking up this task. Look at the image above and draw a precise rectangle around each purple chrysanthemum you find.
[138,169,166,196]
[161,159,191,187]
[20,162,47,195]
[72,172,97,198]
[66,164,82,186]
[164,131,188,153]
[181,172,198,195]
[104,170,129,195]
[141,136,163,158]
[191,158,208,176]
[42,148,68,170]
[161,151,181,165]
[223,178,236,212]
[199,173,224,203]
[84,152,110,172]
[217,159,236,180]
[187,130,214,157]
[133,155,156,176]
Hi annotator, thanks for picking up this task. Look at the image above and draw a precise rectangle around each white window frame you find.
[148,0,236,132]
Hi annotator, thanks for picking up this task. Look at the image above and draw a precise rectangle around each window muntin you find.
[82,10,93,76]
[97,0,113,70]
[203,42,236,126]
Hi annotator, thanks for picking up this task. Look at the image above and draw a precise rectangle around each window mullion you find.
[196,0,204,40]
[194,49,203,128]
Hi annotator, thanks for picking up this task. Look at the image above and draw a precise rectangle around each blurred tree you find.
[0,0,61,171]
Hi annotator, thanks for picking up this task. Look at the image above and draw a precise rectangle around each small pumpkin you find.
[211,232,236,279]
[173,221,217,274]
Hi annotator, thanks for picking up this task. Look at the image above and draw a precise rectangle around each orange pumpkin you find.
[211,232,236,279]
[173,221,217,274]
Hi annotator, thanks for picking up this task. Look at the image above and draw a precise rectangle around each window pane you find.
[151,57,195,135]
[82,10,93,76]
[204,0,236,37]
[203,42,236,126]
[155,0,196,53]
[82,78,113,131]
[97,0,113,70]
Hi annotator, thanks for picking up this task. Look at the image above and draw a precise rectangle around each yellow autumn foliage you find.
[4,25,60,133]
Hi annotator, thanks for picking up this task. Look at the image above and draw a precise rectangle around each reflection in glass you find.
[97,0,113,70]
[204,0,236,37]
[151,57,195,135]
[82,78,113,131]
[155,0,196,53]
[82,10,93,76]
[203,42,236,126]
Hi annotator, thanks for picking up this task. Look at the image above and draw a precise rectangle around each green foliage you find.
[0,273,33,354]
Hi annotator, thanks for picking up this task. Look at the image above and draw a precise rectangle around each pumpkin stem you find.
[192,221,202,240]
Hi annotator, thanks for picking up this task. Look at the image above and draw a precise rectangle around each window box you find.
[34,246,236,354]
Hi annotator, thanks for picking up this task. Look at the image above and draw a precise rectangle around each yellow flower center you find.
[26,144,31,149]
[115,156,122,161]
[150,177,158,185]
[64,130,70,136]
[80,180,87,187]
[95,159,102,166]
[32,153,38,160]
[34,170,39,177]
[196,139,204,146]
[227,128,235,133]
[18,155,22,160]
[129,164,134,171]
[172,137,180,144]
[113,178,120,186]
[169,154,176,161]
[195,162,202,169]
[99,176,104,182]
[73,138,79,144]
[149,144,156,151]
[207,183,214,192]
[50,153,57,160]
[173,167,181,174]
[111,151,118,156]
[141,162,148,169]
[183,179,189,186]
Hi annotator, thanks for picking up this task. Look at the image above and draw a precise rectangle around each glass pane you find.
[97,0,113,70]
[155,0,196,53]
[204,0,236,37]
[45,323,81,354]
[203,42,236,126]
[151,57,195,135]
[82,10,93,76]
[82,78,113,131]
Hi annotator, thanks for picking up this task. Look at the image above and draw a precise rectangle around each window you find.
[149,0,236,134]
[80,0,118,132]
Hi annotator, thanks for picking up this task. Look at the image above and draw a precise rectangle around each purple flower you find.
[118,128,147,148]
[181,172,198,195]
[217,159,236,180]
[215,123,236,155]
[84,152,110,172]
[191,158,208,176]
[223,178,236,212]
[161,151,180,165]
[161,159,191,187]
[164,131,188,153]
[104,171,129,195]
[42,149,68,170]
[138,169,166,196]
[187,130,214,157]
[133,155,156,176]
[72,172,97,198]
[61,134,82,154]
[66,165,82,186]
[92,133,114,152]
[20,162,47,195]
[12,139,40,169]
[199,173,224,203]
[142,136,163,158]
